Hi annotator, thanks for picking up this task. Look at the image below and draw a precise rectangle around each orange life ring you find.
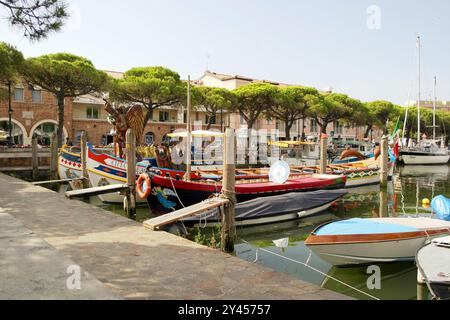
[136,174,151,199]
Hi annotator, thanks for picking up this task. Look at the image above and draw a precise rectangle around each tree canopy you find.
[307,93,354,134]
[267,86,319,140]
[109,66,186,124]
[0,0,69,40]
[21,53,109,147]
[364,100,401,137]
[233,82,278,130]
[0,41,24,82]
[0,42,24,100]
[193,86,236,129]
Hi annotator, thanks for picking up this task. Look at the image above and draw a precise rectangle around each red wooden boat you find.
[146,171,346,212]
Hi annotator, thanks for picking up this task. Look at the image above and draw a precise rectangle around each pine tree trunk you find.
[57,94,65,148]
[285,121,292,141]
[364,125,373,139]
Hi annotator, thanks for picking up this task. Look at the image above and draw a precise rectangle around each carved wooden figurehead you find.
[104,101,146,159]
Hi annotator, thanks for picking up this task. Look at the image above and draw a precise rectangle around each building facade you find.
[1,70,381,147]
[0,73,225,147]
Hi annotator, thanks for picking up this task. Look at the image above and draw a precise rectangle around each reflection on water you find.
[235,165,450,300]
[54,164,449,300]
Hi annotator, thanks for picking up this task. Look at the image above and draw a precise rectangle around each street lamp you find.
[7,80,13,146]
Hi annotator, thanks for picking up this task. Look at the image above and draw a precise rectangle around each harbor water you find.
[54,164,450,300]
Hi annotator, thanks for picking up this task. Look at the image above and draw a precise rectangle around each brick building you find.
[0,72,225,147]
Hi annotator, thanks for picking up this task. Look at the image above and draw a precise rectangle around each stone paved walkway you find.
[0,173,350,300]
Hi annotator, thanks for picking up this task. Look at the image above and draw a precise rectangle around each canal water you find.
[54,164,449,300]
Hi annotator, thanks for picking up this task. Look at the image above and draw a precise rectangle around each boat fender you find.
[431,195,450,222]
[136,174,152,199]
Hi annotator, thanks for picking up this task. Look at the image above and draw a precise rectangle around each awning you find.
[168,130,224,138]
[268,140,315,148]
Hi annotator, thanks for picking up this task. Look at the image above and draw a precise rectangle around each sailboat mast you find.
[433,76,437,141]
[417,36,421,143]
[184,75,192,181]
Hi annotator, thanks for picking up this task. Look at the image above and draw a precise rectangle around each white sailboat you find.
[400,36,450,165]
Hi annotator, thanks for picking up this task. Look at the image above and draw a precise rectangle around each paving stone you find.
[0,173,352,300]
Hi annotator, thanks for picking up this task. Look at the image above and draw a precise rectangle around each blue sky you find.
[1,0,449,104]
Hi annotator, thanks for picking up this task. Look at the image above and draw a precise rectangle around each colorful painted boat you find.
[146,171,346,212]
[181,189,348,227]
[86,144,153,203]
[305,217,450,266]
[58,146,84,189]
[416,236,450,300]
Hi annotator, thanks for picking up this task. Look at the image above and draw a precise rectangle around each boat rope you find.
[238,238,381,301]
[169,176,186,208]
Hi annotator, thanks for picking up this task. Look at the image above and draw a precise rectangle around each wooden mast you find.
[184,75,192,181]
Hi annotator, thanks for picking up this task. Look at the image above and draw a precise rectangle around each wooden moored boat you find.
[58,146,84,189]
[146,171,346,212]
[86,144,152,203]
[416,236,450,300]
[181,189,348,227]
[305,217,450,267]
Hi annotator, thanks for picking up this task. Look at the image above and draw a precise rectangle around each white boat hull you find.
[402,154,450,165]
[86,146,148,204]
[311,236,428,266]
[58,155,84,190]
[344,163,394,188]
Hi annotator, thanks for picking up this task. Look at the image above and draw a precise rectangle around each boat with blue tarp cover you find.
[181,189,348,227]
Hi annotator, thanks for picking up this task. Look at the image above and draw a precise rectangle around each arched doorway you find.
[0,120,25,146]
[30,120,68,146]
[144,132,155,145]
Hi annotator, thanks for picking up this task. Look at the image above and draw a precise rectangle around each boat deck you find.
[371,217,450,230]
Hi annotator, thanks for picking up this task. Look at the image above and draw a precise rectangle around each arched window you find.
[144,132,155,145]
[0,121,24,145]
[32,122,58,146]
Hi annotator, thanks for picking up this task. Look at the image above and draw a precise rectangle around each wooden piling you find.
[50,133,58,180]
[32,138,39,181]
[380,136,389,188]
[221,128,236,253]
[125,129,137,216]
[379,189,388,217]
[319,134,328,174]
[80,132,89,188]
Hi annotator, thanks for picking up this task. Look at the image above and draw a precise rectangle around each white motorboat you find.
[305,217,450,266]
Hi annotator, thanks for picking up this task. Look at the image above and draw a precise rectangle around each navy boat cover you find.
[182,189,348,224]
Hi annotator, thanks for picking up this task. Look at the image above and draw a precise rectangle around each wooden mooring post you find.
[80,132,89,188]
[319,134,328,174]
[125,129,137,217]
[50,133,58,180]
[221,128,236,253]
[32,138,39,181]
[380,136,389,188]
